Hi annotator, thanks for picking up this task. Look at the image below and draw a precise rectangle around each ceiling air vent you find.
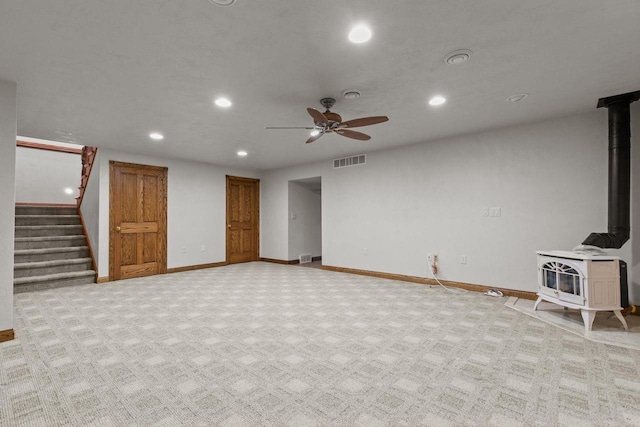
[333,154,366,169]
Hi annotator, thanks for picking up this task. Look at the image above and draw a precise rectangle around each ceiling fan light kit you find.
[266,97,389,144]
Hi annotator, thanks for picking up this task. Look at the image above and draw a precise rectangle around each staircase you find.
[14,205,96,293]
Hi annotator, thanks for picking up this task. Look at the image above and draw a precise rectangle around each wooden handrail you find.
[77,146,98,207]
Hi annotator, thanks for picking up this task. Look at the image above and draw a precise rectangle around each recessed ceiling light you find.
[215,97,232,107]
[149,132,164,140]
[348,24,372,44]
[310,129,321,137]
[507,93,529,102]
[444,49,472,65]
[428,96,446,106]
[64,187,73,195]
[209,0,235,5]
[237,150,248,157]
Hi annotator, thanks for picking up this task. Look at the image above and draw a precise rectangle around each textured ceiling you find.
[1,1,639,171]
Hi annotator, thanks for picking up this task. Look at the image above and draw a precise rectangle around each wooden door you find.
[110,161,167,280]
[226,176,259,264]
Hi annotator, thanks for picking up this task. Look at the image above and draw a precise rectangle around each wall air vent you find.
[333,154,366,169]
[299,253,312,264]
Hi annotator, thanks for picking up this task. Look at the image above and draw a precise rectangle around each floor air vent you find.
[333,154,366,169]
[299,254,312,264]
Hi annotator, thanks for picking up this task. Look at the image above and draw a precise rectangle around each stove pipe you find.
[582,90,640,249]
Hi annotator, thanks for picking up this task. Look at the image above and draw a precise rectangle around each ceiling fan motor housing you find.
[320,97,336,110]
[324,111,342,125]
[318,98,341,127]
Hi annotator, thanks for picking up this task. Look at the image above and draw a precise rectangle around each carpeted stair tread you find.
[14,246,90,263]
[13,270,96,285]
[15,206,77,215]
[14,246,89,256]
[15,215,79,218]
[14,257,93,270]
[14,235,87,250]
[15,225,83,230]
[15,224,84,237]
[15,235,86,242]
[15,214,81,226]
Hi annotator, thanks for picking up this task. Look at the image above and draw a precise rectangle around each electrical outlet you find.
[489,207,501,217]
[201,245,206,252]
[482,207,489,217]
[181,247,186,254]
[363,247,368,255]
[433,254,439,263]
[427,253,433,263]
[460,255,467,264]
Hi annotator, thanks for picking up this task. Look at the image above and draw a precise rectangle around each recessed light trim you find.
[215,97,232,107]
[428,96,446,106]
[348,24,372,44]
[507,93,529,102]
[209,0,236,5]
[237,150,248,157]
[444,49,472,65]
[64,187,73,195]
[149,132,164,140]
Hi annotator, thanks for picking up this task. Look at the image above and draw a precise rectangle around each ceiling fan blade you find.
[335,129,371,141]
[265,126,315,129]
[307,108,328,125]
[306,132,324,144]
[339,116,389,128]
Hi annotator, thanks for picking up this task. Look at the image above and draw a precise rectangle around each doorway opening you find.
[288,177,322,268]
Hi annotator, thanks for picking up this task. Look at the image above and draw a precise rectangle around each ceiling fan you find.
[266,98,389,144]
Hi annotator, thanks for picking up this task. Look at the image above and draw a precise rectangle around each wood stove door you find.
[539,264,559,299]
[539,259,584,306]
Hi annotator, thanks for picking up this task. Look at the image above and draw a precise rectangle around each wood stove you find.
[535,250,627,331]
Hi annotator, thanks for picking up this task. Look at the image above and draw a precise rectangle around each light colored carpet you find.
[2,262,640,426]
[505,296,640,351]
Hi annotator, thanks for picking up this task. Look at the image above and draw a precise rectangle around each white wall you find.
[0,80,17,332]
[96,149,260,278]
[15,146,81,203]
[262,111,625,293]
[288,181,322,260]
[79,149,101,267]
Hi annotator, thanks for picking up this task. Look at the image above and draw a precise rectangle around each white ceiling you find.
[1,1,639,171]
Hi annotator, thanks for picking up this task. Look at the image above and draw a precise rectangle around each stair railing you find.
[77,146,97,207]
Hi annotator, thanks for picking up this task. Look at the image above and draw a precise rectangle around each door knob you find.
[116,226,121,232]
[227,224,231,228]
